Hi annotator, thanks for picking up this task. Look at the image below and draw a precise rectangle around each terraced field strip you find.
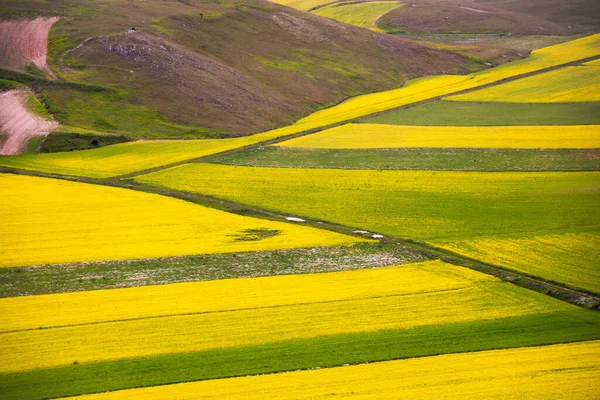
[1,35,598,179]
[313,1,403,31]
[0,260,582,374]
[208,146,600,171]
[276,123,600,149]
[447,64,600,103]
[0,137,293,179]
[65,341,600,400]
[433,227,600,294]
[361,101,600,126]
[0,173,364,267]
[135,164,600,241]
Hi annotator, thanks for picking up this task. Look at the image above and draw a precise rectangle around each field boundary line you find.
[1,166,598,309]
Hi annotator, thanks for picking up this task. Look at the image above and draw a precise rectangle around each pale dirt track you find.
[0,90,57,155]
[0,17,59,78]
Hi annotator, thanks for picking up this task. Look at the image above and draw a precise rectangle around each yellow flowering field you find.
[267,0,331,11]
[313,2,403,31]
[276,123,600,149]
[433,228,600,293]
[0,174,363,267]
[65,340,600,400]
[0,260,573,373]
[447,65,600,103]
[0,135,289,178]
[0,260,480,333]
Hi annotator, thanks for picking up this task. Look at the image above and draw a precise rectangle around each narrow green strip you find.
[361,101,600,126]
[1,310,598,400]
[207,147,600,171]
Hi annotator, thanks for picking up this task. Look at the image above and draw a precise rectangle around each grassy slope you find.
[0,0,469,138]
[363,101,600,126]
[479,0,600,33]
[207,147,600,172]
[1,310,597,400]
[377,0,572,35]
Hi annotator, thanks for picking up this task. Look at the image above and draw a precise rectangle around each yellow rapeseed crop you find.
[433,228,600,293]
[0,260,483,333]
[0,174,364,267]
[313,2,403,31]
[447,65,600,103]
[0,261,572,373]
[266,0,331,10]
[64,341,600,399]
[276,123,600,149]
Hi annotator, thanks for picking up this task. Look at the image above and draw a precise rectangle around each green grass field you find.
[207,147,600,171]
[135,164,600,241]
[1,310,597,400]
[362,101,600,126]
[313,2,403,31]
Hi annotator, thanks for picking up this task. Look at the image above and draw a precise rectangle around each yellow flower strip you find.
[447,65,600,103]
[64,340,600,399]
[276,123,600,149]
[0,260,482,333]
[0,275,571,373]
[313,2,404,31]
[433,229,600,293]
[0,174,364,267]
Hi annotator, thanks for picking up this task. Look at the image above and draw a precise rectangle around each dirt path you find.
[0,90,58,155]
[0,17,60,78]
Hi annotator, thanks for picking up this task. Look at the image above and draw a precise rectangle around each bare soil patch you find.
[0,89,57,155]
[0,17,59,78]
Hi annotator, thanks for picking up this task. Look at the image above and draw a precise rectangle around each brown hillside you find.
[1,0,470,137]
[377,0,572,35]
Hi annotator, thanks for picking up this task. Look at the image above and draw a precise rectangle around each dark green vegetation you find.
[1,310,597,400]
[377,0,598,34]
[1,0,470,139]
[362,101,600,126]
[208,147,600,172]
[0,243,426,297]
[39,131,131,153]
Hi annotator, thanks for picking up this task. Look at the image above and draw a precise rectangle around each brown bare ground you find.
[0,90,57,155]
[0,17,59,77]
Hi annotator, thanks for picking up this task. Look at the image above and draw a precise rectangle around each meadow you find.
[1,261,597,399]
[0,174,362,267]
[135,164,600,241]
[313,2,403,31]
[276,123,600,149]
[448,64,600,103]
[59,341,600,400]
